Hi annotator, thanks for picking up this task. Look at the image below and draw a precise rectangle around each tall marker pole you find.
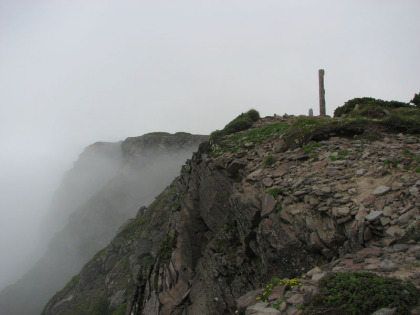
[319,69,326,116]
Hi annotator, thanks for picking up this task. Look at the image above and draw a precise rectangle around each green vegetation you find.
[144,131,171,136]
[311,272,419,314]
[383,149,419,172]
[274,205,283,214]
[112,303,127,315]
[263,155,276,166]
[333,97,409,117]
[379,107,420,133]
[282,116,361,149]
[410,92,420,107]
[301,142,322,154]
[116,216,150,239]
[158,231,176,265]
[330,149,350,161]
[174,131,192,136]
[216,224,240,254]
[209,98,420,157]
[257,277,302,302]
[267,187,283,199]
[92,297,109,315]
[210,122,289,157]
[272,299,284,310]
[210,109,260,142]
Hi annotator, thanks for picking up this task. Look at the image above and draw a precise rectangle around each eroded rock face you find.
[0,133,207,315]
[42,117,420,315]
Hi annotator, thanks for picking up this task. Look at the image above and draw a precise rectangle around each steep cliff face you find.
[42,116,420,314]
[43,141,124,239]
[0,133,207,315]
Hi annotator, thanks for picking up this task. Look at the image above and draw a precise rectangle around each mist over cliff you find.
[0,132,207,315]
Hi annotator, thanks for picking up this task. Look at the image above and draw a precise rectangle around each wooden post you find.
[318,69,326,116]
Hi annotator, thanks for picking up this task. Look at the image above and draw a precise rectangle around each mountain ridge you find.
[41,111,420,314]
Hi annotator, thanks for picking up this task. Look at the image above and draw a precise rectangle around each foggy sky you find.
[1,0,419,291]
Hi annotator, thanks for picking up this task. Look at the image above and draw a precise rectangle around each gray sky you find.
[0,0,419,290]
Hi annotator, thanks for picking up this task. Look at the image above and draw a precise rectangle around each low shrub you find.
[145,132,170,136]
[263,155,276,166]
[380,108,420,133]
[267,187,283,199]
[334,97,409,117]
[311,272,419,314]
[210,109,260,142]
[257,277,302,302]
[410,92,420,107]
[301,142,322,154]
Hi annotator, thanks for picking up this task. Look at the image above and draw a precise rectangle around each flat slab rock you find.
[236,289,263,312]
[245,302,281,315]
[372,185,391,196]
[357,247,382,257]
[365,211,383,222]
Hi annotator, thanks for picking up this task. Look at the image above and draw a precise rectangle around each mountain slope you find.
[42,114,420,314]
[0,133,207,315]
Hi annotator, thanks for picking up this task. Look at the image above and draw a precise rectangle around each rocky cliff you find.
[42,113,420,314]
[0,133,207,315]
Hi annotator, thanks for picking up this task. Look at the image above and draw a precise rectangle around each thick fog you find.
[0,139,206,315]
[1,0,420,295]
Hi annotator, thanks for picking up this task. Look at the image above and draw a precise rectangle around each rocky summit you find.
[41,109,420,315]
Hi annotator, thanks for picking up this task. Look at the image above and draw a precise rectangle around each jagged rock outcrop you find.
[0,133,207,315]
[42,116,420,314]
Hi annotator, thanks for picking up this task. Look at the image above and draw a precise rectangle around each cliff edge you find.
[43,109,420,314]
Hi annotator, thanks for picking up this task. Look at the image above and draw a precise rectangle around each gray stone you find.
[357,247,381,257]
[398,210,415,224]
[262,178,274,187]
[312,272,326,281]
[236,289,263,313]
[287,293,304,305]
[355,169,366,176]
[247,169,263,180]
[383,206,394,217]
[409,186,419,197]
[226,160,246,175]
[272,167,288,178]
[347,188,357,195]
[313,160,328,170]
[372,185,391,196]
[385,225,403,237]
[307,266,321,276]
[380,216,391,226]
[293,190,307,196]
[372,308,397,315]
[391,182,403,191]
[378,260,397,272]
[273,140,288,153]
[356,207,368,220]
[245,302,281,315]
[390,244,408,253]
[261,194,277,217]
[268,285,286,301]
[361,152,370,159]
[365,211,383,222]
[333,207,350,217]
